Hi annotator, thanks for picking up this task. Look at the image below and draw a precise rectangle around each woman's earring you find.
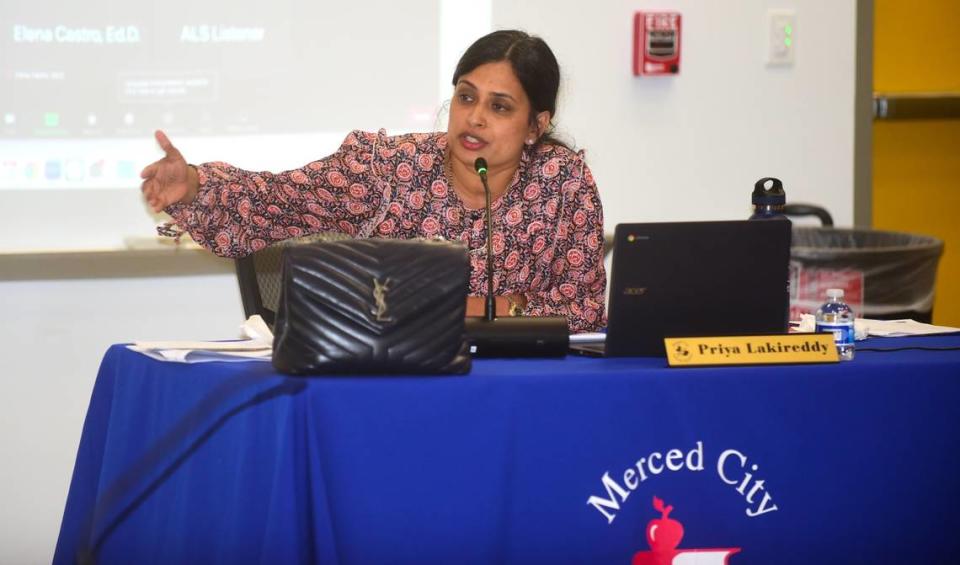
[526,138,535,145]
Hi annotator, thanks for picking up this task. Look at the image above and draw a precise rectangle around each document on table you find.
[855,318,960,337]
[793,314,960,339]
[128,316,274,363]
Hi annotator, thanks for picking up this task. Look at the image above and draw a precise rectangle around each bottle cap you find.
[826,288,844,299]
[752,177,787,206]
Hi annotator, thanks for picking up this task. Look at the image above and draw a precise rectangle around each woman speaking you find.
[141,30,606,332]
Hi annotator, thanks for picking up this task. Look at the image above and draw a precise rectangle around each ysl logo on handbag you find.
[372,277,394,322]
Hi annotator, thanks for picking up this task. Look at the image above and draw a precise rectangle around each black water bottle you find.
[750,177,788,220]
[751,177,793,325]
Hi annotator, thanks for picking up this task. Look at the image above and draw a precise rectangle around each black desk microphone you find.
[464,158,569,357]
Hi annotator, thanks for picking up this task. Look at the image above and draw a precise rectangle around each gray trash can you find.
[790,227,944,323]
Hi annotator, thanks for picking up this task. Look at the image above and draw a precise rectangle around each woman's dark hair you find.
[452,30,569,148]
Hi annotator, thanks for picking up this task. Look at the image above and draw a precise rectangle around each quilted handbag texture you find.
[272,238,472,375]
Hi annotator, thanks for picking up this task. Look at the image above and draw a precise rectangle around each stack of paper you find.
[128,316,274,363]
[793,314,959,340]
[854,318,960,337]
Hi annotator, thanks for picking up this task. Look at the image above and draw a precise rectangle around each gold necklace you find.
[443,150,457,190]
[444,151,480,211]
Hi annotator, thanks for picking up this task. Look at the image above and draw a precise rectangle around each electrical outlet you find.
[767,10,796,66]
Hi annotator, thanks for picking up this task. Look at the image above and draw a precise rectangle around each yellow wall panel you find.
[874,0,960,325]
[874,0,960,92]
[873,121,960,324]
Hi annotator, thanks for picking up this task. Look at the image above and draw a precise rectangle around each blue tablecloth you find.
[56,336,960,564]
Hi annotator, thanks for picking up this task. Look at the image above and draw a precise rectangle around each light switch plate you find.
[767,10,796,66]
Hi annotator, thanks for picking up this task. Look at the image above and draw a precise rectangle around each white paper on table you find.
[128,315,274,363]
[792,314,959,339]
[241,315,274,342]
[131,347,273,363]
[855,318,960,337]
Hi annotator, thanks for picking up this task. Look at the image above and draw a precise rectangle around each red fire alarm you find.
[633,12,682,76]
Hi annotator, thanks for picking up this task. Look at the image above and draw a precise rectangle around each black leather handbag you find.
[272,238,472,375]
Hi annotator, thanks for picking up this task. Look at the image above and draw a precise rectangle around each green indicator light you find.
[784,37,793,47]
[785,24,793,35]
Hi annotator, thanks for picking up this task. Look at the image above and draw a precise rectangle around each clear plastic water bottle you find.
[815,288,855,361]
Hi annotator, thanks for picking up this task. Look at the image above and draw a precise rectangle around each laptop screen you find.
[604,220,792,356]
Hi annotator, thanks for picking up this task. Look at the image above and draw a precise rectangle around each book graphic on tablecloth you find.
[632,497,741,565]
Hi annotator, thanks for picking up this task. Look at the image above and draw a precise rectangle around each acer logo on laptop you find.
[623,287,648,296]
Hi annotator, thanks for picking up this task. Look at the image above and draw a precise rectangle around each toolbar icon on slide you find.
[117,160,135,179]
[66,160,85,181]
[89,160,105,178]
[45,160,62,180]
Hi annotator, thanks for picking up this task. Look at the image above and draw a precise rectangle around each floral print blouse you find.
[163,130,606,332]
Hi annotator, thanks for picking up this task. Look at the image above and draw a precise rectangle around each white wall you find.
[0,1,859,562]
[495,0,858,227]
[0,274,241,563]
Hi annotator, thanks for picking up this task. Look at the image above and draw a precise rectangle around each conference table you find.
[55,335,960,564]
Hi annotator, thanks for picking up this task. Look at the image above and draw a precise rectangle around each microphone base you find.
[465,316,569,358]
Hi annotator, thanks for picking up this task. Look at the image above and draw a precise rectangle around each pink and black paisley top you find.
[163,130,606,332]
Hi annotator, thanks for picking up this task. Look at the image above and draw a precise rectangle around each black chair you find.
[784,203,834,227]
[235,233,350,327]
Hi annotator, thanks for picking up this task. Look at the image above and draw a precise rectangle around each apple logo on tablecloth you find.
[647,496,684,551]
[633,496,741,565]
